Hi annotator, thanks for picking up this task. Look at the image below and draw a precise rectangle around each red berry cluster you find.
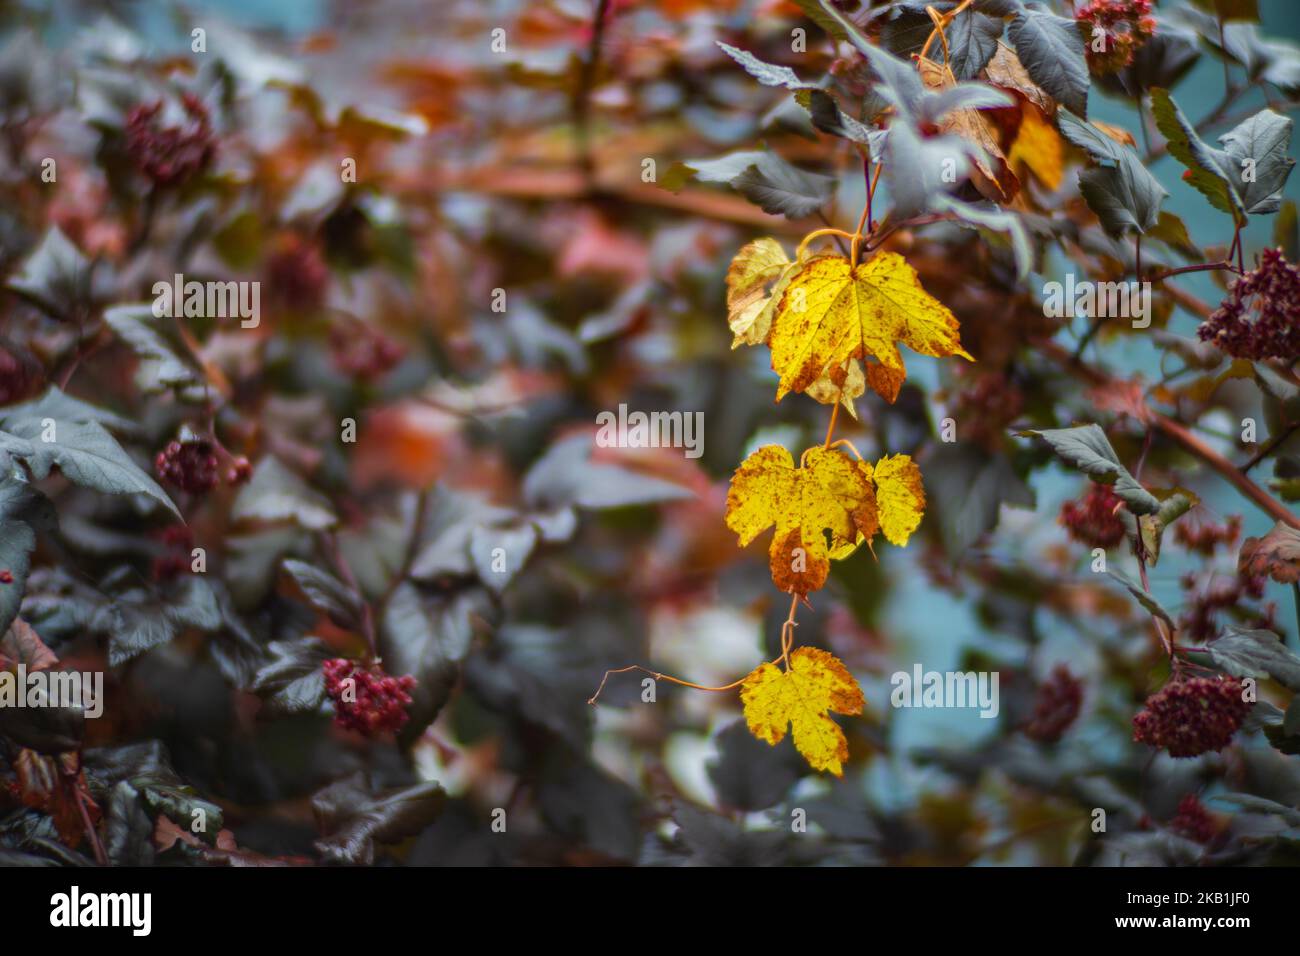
[1059,482,1127,550]
[1173,514,1241,557]
[1132,676,1251,758]
[155,438,250,495]
[155,439,219,493]
[1169,794,1221,845]
[266,234,329,312]
[330,324,405,382]
[1198,249,1300,360]
[1024,665,1084,743]
[322,658,417,736]
[124,94,216,189]
[1076,0,1156,75]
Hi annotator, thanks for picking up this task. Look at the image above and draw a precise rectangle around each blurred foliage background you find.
[2,0,1300,866]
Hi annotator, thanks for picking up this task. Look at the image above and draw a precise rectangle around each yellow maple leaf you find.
[873,453,926,546]
[725,237,796,348]
[725,444,876,594]
[725,445,927,592]
[865,359,906,404]
[825,453,926,560]
[768,251,971,400]
[741,646,865,775]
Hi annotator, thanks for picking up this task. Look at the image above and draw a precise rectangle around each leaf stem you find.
[797,227,856,260]
[587,658,776,706]
[917,0,973,63]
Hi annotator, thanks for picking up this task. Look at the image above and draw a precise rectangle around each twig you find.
[1241,421,1300,474]
[1043,341,1300,530]
[1147,260,1238,283]
[572,0,613,183]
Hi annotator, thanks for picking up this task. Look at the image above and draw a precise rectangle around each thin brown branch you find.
[1044,341,1300,530]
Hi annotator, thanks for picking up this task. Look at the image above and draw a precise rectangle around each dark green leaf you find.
[313,773,445,865]
[1008,8,1089,116]
[1150,87,1244,221]
[1024,424,1160,514]
[378,582,488,742]
[0,475,53,635]
[1209,792,1300,825]
[1057,108,1123,163]
[134,776,224,839]
[250,637,330,713]
[934,196,1034,278]
[0,387,135,434]
[730,153,836,219]
[103,305,201,391]
[1209,626,1300,691]
[104,781,155,866]
[282,558,363,630]
[1106,569,1175,627]
[468,522,537,594]
[1077,151,1167,236]
[1218,109,1295,215]
[100,577,223,666]
[0,416,179,519]
[707,719,803,812]
[1101,22,1200,97]
[795,88,879,148]
[715,42,808,90]
[946,9,1004,80]
[5,227,94,319]
[523,435,692,511]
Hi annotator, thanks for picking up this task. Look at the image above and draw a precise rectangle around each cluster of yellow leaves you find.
[725,444,924,595]
[726,238,969,408]
[740,647,865,776]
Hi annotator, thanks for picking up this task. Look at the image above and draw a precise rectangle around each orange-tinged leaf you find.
[805,357,866,419]
[1239,521,1300,584]
[725,444,877,594]
[768,252,971,400]
[983,43,1054,116]
[865,359,906,404]
[918,57,1019,204]
[1090,119,1136,148]
[725,444,926,592]
[1008,103,1064,191]
[740,646,864,775]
